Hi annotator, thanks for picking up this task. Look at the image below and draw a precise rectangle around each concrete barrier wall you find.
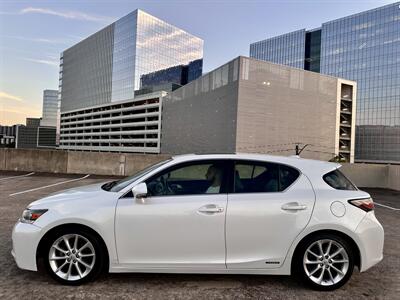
[0,149,398,190]
[125,154,170,175]
[0,148,170,176]
[67,151,170,176]
[388,165,400,191]
[3,148,68,173]
[340,163,388,188]
[0,149,5,170]
[67,151,126,176]
[340,163,399,191]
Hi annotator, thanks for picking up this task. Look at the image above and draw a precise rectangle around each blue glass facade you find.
[140,58,203,88]
[304,29,321,72]
[111,9,203,102]
[134,10,203,92]
[187,59,203,83]
[111,12,137,102]
[140,64,185,88]
[250,29,306,69]
[320,3,400,162]
[249,2,400,163]
[61,9,203,110]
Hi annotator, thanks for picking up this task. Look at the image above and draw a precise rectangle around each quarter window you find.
[323,169,356,190]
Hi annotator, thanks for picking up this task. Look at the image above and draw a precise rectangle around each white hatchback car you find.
[12,154,384,290]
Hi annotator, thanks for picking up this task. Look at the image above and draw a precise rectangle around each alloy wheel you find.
[48,234,96,281]
[303,239,350,286]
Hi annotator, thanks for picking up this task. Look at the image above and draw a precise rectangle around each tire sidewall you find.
[293,233,355,291]
[43,227,104,285]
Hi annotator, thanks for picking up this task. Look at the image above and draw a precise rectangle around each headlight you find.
[21,209,48,224]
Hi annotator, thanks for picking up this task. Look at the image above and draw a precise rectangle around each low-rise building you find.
[0,125,18,147]
[15,118,57,149]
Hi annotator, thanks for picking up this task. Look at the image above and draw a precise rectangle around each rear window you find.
[323,169,356,190]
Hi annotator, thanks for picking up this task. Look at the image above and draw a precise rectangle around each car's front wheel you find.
[43,228,105,285]
[293,233,355,290]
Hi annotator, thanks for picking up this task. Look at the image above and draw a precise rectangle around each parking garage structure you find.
[59,91,164,153]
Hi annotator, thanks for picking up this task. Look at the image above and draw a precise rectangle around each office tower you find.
[59,9,203,153]
[41,90,58,127]
[250,2,400,163]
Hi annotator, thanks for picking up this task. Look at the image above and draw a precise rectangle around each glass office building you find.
[59,9,203,153]
[140,59,203,88]
[40,90,59,127]
[250,29,306,69]
[60,9,203,111]
[250,2,400,163]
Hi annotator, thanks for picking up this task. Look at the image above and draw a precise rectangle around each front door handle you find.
[198,204,224,214]
[281,202,307,211]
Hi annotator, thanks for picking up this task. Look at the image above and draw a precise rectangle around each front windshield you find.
[103,159,171,192]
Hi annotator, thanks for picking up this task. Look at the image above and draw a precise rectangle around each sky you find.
[0,0,395,125]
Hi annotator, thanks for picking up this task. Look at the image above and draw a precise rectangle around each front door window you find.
[146,161,227,196]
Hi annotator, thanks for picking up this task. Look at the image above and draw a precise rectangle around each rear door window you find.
[234,161,299,193]
[280,164,301,191]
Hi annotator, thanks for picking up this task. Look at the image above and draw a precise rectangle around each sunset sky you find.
[0,0,393,125]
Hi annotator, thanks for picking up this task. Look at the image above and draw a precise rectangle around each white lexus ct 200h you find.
[12,154,384,290]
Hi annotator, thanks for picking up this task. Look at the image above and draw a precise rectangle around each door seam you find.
[224,193,228,269]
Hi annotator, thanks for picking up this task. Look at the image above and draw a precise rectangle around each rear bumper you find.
[355,212,384,272]
[12,221,42,271]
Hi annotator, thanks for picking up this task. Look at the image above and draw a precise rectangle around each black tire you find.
[43,227,106,285]
[292,233,355,291]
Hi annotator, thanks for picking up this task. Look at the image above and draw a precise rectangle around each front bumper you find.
[12,221,43,271]
[355,211,384,272]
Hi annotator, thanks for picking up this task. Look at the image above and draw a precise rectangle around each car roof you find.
[170,153,340,177]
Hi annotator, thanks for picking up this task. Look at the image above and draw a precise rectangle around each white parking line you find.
[0,172,35,181]
[374,202,400,211]
[9,174,90,196]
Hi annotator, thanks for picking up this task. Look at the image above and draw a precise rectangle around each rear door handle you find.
[198,204,224,214]
[281,202,307,211]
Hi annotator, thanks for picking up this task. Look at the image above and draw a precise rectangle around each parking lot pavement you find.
[0,172,398,299]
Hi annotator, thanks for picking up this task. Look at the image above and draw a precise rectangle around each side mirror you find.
[132,182,147,199]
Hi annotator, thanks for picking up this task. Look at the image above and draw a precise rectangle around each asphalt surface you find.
[0,171,399,299]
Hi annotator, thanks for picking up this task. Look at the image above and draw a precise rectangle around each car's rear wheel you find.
[43,228,105,285]
[293,233,355,290]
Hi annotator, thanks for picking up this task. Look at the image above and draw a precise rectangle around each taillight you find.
[348,198,374,212]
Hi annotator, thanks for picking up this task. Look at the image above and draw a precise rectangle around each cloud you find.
[20,7,113,23]
[23,57,59,67]
[0,91,23,102]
